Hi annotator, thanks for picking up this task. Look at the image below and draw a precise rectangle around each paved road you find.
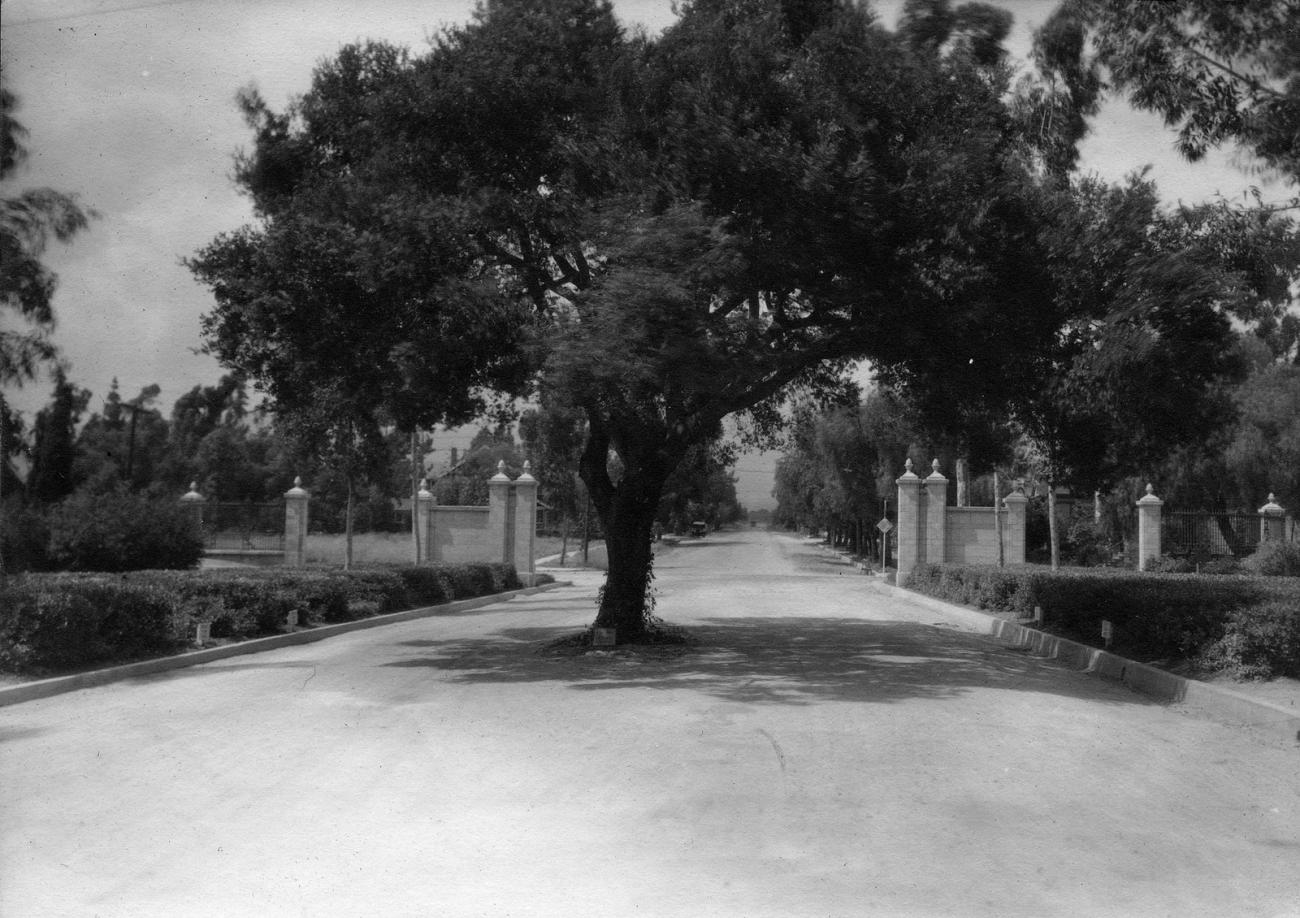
[2,530,1298,918]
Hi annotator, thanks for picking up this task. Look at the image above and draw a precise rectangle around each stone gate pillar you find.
[486,461,515,566]
[895,458,924,584]
[284,476,310,568]
[1136,483,1163,572]
[1002,487,1029,565]
[923,460,948,566]
[513,462,539,584]
[180,482,205,535]
[416,479,435,563]
[1259,494,1285,544]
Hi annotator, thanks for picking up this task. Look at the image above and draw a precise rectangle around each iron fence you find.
[198,501,285,552]
[1161,511,1261,560]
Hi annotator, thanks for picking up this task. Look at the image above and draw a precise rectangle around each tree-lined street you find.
[3,530,1296,917]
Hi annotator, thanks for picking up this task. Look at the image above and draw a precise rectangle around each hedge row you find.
[0,563,523,674]
[905,563,1300,678]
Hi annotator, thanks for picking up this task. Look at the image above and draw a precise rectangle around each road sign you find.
[876,518,894,534]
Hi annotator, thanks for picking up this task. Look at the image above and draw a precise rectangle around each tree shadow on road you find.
[381,616,1154,709]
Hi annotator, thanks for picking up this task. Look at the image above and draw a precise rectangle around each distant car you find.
[691,521,708,537]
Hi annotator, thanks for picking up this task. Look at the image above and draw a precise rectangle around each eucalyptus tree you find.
[1060,0,1300,184]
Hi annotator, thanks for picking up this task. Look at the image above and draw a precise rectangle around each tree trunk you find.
[592,488,660,639]
[559,513,570,566]
[0,400,7,580]
[345,476,355,571]
[956,458,969,507]
[579,422,676,642]
[411,431,421,565]
[582,494,591,564]
[1047,482,1060,571]
[994,470,1005,568]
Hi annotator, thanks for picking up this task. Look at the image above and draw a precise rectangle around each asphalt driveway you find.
[2,531,1297,917]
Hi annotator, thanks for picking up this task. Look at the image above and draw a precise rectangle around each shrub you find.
[1243,541,1300,577]
[1199,602,1300,679]
[1150,555,1194,574]
[1,499,51,572]
[1063,518,1113,567]
[0,576,183,671]
[1199,558,1242,576]
[1,562,527,672]
[393,566,452,606]
[45,493,203,572]
[906,563,1280,662]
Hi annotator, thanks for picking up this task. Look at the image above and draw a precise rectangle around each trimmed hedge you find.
[0,562,523,674]
[905,563,1300,676]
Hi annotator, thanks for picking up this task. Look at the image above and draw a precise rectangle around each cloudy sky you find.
[2,0,1293,508]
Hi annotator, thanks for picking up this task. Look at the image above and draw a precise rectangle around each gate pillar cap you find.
[1259,493,1284,515]
[1136,483,1163,506]
[181,482,205,502]
[285,476,309,499]
[896,457,921,484]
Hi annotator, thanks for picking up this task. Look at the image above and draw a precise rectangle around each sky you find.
[2,0,1295,509]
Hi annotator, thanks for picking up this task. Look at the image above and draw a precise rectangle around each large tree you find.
[27,369,90,505]
[1,81,95,576]
[192,0,1073,640]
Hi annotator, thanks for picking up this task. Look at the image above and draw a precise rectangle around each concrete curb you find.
[867,579,1300,745]
[0,582,566,709]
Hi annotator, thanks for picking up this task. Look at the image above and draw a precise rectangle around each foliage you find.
[0,562,522,673]
[656,439,744,534]
[1061,514,1116,567]
[772,390,940,549]
[1198,601,1300,679]
[905,562,1292,662]
[0,82,96,387]
[0,497,49,573]
[27,369,90,504]
[519,401,587,532]
[1064,0,1300,182]
[1243,540,1300,577]
[0,577,182,671]
[43,492,204,572]
[194,0,1252,640]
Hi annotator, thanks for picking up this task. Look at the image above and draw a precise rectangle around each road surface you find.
[2,530,1297,917]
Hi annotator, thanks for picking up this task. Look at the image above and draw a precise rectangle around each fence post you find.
[923,459,948,566]
[486,460,514,566]
[1259,493,1285,544]
[284,476,309,568]
[1136,483,1163,571]
[416,479,435,563]
[180,481,205,537]
[513,461,539,585]
[1002,486,1029,565]
[895,458,924,584]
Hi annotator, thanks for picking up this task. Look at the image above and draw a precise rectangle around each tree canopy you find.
[187,0,1300,637]
[1,82,95,387]
[1060,0,1300,184]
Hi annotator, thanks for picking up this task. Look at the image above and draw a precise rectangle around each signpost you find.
[877,517,893,570]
